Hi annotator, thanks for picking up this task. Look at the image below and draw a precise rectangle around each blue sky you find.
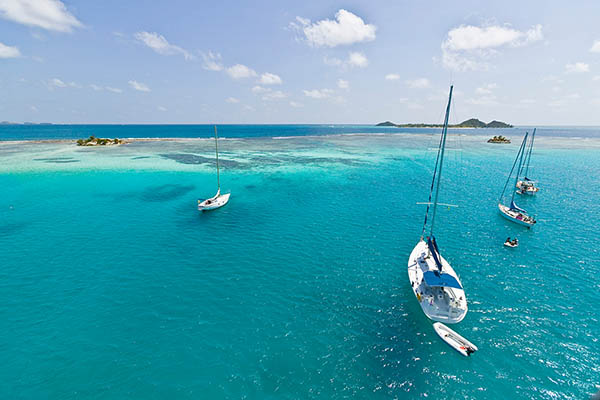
[1,0,600,124]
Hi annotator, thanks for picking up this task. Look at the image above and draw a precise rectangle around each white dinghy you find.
[498,131,536,228]
[433,322,478,357]
[198,126,230,211]
[408,86,468,324]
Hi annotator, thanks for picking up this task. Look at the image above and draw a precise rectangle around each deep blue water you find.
[1,123,600,141]
[0,130,599,399]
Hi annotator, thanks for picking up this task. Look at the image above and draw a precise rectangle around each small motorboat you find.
[433,322,478,357]
[504,238,518,247]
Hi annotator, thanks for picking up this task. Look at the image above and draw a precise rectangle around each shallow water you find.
[1,131,599,399]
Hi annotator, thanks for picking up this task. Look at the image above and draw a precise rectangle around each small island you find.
[487,135,511,144]
[376,118,513,128]
[76,136,124,146]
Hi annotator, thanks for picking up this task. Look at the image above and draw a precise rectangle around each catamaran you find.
[516,127,539,195]
[198,126,230,211]
[498,132,536,227]
[408,85,468,324]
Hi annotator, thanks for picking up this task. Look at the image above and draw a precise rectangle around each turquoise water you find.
[1,131,599,399]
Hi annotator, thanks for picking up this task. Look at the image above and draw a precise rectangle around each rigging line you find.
[499,131,528,203]
[214,125,220,191]
[420,103,447,239]
[429,85,453,237]
[510,132,529,205]
[524,127,536,177]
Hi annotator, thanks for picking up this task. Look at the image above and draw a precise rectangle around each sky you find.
[1,0,600,125]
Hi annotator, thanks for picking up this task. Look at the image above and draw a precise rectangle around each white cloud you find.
[593,75,600,81]
[226,97,240,103]
[293,9,376,48]
[466,95,498,105]
[262,90,286,101]
[48,78,78,88]
[0,0,82,32]
[303,88,334,99]
[337,79,349,89]
[385,73,400,81]
[251,85,269,94]
[590,40,600,53]
[565,62,589,73]
[201,51,223,71]
[128,80,150,92]
[441,24,543,71]
[106,86,122,93]
[475,83,498,94]
[325,51,368,69]
[157,106,167,111]
[89,84,103,91]
[289,101,303,108]
[258,72,282,85]
[134,31,193,60]
[0,41,20,58]
[405,78,430,89]
[226,64,257,79]
[348,51,368,68]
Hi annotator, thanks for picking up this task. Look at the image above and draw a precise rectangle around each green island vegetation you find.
[76,136,124,146]
[487,135,511,143]
[376,118,513,128]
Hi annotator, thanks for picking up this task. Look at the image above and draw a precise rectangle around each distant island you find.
[76,136,124,146]
[376,118,513,128]
[487,135,511,143]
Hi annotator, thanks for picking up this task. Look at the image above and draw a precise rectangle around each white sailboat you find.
[408,85,468,324]
[498,132,536,227]
[198,126,230,211]
[516,127,539,195]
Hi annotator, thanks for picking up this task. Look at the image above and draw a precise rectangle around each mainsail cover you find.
[510,200,526,213]
[427,236,443,272]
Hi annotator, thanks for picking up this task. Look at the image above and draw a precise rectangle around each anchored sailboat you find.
[516,127,539,195]
[498,132,536,227]
[198,126,230,211]
[408,85,468,324]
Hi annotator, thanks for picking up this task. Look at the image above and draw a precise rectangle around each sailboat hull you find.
[199,192,230,211]
[516,180,539,195]
[498,203,535,227]
[407,240,468,324]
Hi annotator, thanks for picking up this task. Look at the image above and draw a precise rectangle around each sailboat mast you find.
[214,125,220,191]
[510,132,529,204]
[524,127,536,178]
[429,85,453,236]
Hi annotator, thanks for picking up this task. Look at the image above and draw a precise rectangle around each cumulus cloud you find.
[405,78,430,89]
[128,80,150,92]
[226,64,257,79]
[292,9,376,47]
[251,85,269,94]
[106,86,122,93]
[303,88,334,99]
[385,73,400,81]
[441,24,543,71]
[226,97,240,103]
[0,0,82,32]
[47,78,79,89]
[0,41,20,58]
[289,101,303,108]
[475,83,498,94]
[262,90,286,101]
[337,79,349,89]
[89,84,103,91]
[590,40,600,53]
[565,62,589,73]
[258,72,282,85]
[134,31,193,60]
[201,51,223,71]
[324,51,368,69]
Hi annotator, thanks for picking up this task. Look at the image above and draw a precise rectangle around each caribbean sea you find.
[0,126,598,399]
